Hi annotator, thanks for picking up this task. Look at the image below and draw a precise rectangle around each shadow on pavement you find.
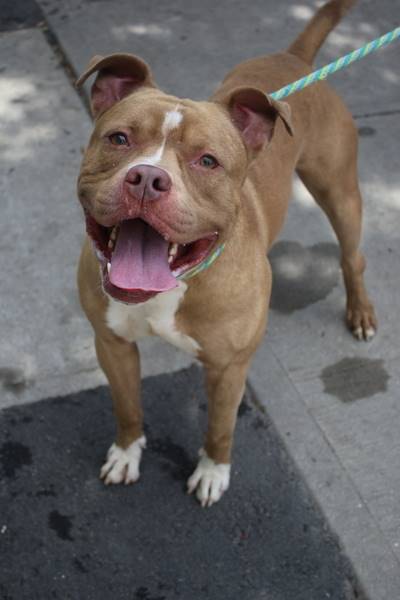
[0,365,360,600]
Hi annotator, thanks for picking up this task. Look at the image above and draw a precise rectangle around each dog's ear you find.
[216,86,293,157]
[76,53,156,118]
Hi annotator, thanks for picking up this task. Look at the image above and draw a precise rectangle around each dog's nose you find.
[125,165,171,201]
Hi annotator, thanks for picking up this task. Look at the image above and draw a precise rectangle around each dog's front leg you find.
[188,360,250,507]
[95,333,145,485]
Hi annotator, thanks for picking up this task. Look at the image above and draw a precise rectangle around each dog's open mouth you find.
[86,215,218,303]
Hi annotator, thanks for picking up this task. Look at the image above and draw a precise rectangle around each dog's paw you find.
[100,436,146,485]
[187,449,230,507]
[347,304,377,342]
[352,325,376,341]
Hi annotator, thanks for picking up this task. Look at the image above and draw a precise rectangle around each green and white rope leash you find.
[270,26,400,100]
[179,27,400,281]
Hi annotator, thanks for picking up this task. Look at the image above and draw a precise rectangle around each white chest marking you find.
[106,281,200,355]
[125,106,183,170]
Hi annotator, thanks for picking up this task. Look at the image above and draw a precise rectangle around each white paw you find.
[352,326,376,341]
[365,326,376,341]
[100,436,146,485]
[187,449,231,507]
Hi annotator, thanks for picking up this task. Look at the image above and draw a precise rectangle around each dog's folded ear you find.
[215,86,293,157]
[76,53,156,119]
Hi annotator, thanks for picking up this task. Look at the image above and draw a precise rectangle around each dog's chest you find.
[106,282,200,355]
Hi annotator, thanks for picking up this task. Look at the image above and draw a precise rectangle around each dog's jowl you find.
[76,0,376,507]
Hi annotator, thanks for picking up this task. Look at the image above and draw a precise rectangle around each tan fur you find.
[288,0,357,64]
[76,0,376,496]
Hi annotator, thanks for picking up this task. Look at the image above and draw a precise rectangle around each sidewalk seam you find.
[31,1,91,116]
[246,374,366,600]
[353,108,400,119]
[248,342,400,599]
[267,343,400,569]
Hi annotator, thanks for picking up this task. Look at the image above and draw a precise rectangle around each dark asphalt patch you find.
[0,440,32,478]
[321,357,390,402]
[269,241,340,313]
[48,510,75,542]
[0,0,44,31]
[0,366,31,391]
[358,126,376,137]
[0,365,360,600]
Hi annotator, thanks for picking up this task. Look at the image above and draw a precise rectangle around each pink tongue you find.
[109,219,178,292]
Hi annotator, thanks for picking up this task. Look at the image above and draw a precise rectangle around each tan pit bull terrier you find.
[76,0,376,506]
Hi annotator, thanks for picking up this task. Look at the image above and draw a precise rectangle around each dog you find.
[76,0,376,507]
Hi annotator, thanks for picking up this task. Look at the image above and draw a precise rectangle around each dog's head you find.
[77,53,292,304]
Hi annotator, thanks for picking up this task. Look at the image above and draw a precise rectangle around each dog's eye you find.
[109,132,129,146]
[199,154,219,169]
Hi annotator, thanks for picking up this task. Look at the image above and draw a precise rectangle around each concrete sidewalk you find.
[1,0,399,598]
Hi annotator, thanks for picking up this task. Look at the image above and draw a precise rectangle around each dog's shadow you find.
[269,240,340,313]
[0,364,353,600]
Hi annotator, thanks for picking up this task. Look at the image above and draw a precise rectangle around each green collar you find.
[177,243,225,281]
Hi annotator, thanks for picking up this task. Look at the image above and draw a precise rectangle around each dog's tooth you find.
[169,243,178,257]
[94,247,104,261]
[168,255,174,264]
[108,239,114,250]
[110,226,118,241]
[107,262,111,274]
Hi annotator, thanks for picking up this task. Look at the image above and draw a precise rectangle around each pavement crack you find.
[38,20,91,116]
[353,108,400,119]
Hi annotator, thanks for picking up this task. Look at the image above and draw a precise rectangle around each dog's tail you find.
[288,0,357,65]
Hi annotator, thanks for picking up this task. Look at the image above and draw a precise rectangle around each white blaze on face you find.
[126,105,183,171]
[162,108,183,136]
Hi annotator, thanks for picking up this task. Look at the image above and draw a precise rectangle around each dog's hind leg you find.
[296,109,377,340]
